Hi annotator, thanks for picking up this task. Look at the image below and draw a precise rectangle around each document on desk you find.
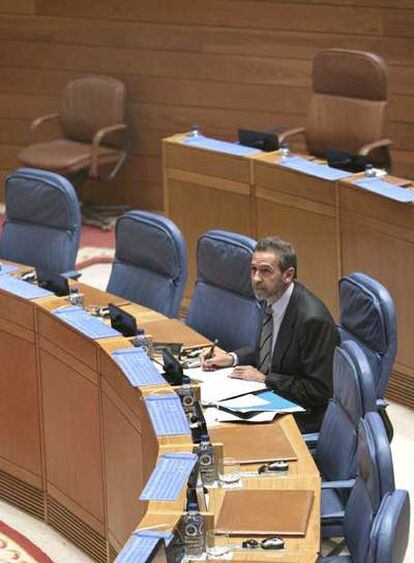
[0,275,53,300]
[52,305,121,339]
[353,177,414,203]
[219,390,304,414]
[139,453,197,501]
[279,156,353,181]
[188,367,266,404]
[0,264,19,276]
[116,530,173,563]
[182,134,259,156]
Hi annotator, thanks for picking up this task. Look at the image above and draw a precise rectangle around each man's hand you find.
[201,351,234,371]
[230,366,266,383]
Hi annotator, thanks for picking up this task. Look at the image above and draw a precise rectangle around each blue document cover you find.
[0,264,19,276]
[279,156,353,181]
[112,348,167,387]
[53,305,120,339]
[353,177,414,203]
[115,530,173,563]
[182,134,259,156]
[144,394,191,436]
[140,453,198,501]
[219,390,304,413]
[0,275,53,300]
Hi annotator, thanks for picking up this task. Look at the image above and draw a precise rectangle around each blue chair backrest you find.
[186,230,261,352]
[368,490,410,563]
[316,340,377,482]
[107,211,188,318]
[344,412,395,563]
[339,273,397,401]
[0,168,81,273]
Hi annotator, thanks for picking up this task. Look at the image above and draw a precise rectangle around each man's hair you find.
[255,236,297,277]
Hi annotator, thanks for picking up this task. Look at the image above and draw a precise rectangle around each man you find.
[202,236,340,433]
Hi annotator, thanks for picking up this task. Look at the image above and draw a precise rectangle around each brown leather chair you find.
[279,49,392,168]
[19,75,128,228]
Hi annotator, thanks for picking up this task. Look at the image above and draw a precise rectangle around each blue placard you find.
[53,305,120,339]
[0,275,53,300]
[279,156,353,181]
[115,530,173,562]
[112,348,167,387]
[0,264,19,276]
[144,394,190,436]
[182,134,260,156]
[352,177,414,203]
[140,453,198,501]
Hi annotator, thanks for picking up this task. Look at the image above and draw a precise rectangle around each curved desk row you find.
[163,133,414,409]
[0,264,320,562]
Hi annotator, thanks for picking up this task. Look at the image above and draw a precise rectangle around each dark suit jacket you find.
[235,282,340,432]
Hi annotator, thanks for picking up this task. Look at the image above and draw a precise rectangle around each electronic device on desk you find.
[327,149,366,173]
[238,129,280,152]
[36,269,70,297]
[189,402,208,444]
[108,303,137,337]
[162,348,184,386]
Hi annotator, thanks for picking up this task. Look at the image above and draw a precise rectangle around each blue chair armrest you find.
[61,270,82,280]
[322,478,355,490]
[303,432,319,449]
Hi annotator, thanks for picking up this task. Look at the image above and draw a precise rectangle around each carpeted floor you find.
[0,520,54,562]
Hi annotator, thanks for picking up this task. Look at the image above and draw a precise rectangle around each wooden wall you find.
[0,0,414,210]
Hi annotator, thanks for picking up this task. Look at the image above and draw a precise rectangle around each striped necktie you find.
[258,303,273,375]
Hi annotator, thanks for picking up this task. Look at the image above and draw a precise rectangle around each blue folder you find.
[352,177,414,203]
[219,390,304,414]
[0,264,19,276]
[112,347,167,387]
[0,275,53,300]
[144,394,191,436]
[139,453,197,501]
[182,134,260,156]
[52,305,120,339]
[115,530,173,563]
[279,156,353,181]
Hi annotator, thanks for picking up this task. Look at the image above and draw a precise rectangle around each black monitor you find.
[162,348,184,386]
[327,149,366,173]
[108,303,137,337]
[238,129,279,152]
[36,269,70,297]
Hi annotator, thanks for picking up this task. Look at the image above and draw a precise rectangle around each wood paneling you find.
[0,0,414,209]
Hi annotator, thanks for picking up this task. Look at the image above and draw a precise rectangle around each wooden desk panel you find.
[339,180,414,405]
[164,136,254,304]
[253,157,340,319]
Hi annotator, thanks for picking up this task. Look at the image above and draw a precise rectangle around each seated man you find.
[202,236,340,433]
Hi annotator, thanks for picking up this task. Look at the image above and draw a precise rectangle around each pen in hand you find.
[204,339,218,360]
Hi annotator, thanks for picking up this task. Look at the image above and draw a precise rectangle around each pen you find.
[204,339,218,360]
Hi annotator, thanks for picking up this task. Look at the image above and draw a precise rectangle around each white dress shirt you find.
[230,282,294,366]
[270,282,294,354]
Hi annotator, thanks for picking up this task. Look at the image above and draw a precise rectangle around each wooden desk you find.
[163,133,414,409]
[0,269,320,562]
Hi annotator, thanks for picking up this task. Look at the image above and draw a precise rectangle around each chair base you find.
[81,203,130,231]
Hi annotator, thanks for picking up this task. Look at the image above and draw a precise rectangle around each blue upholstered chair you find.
[186,230,261,352]
[321,412,405,563]
[316,340,377,538]
[0,167,81,273]
[339,272,397,439]
[106,211,187,318]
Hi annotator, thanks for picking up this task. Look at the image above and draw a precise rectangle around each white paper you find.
[200,370,266,404]
[204,407,275,426]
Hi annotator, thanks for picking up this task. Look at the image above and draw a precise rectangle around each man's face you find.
[251,251,294,303]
